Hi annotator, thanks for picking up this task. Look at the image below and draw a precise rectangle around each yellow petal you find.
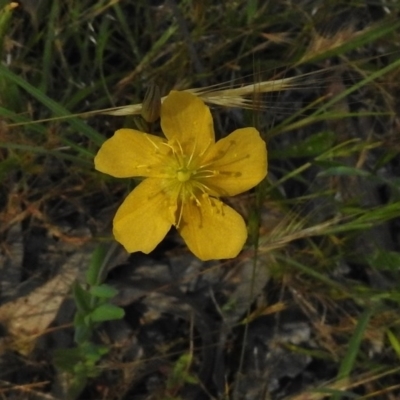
[113,178,175,253]
[201,127,267,196]
[178,196,247,260]
[161,91,215,155]
[94,129,168,178]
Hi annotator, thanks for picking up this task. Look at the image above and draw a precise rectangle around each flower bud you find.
[141,84,161,123]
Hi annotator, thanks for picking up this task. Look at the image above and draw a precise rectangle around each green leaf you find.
[85,244,109,286]
[317,166,370,178]
[271,131,336,158]
[80,342,109,362]
[386,329,400,359]
[72,282,91,314]
[73,320,91,344]
[166,353,198,391]
[89,284,118,299]
[368,250,400,271]
[74,311,85,326]
[88,303,125,323]
[53,348,83,373]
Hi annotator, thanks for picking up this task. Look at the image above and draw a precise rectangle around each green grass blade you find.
[0,64,104,146]
[0,142,93,167]
[270,57,400,136]
[332,308,374,400]
[39,0,59,93]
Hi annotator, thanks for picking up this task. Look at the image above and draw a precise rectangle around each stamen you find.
[144,134,161,151]
[192,181,217,197]
[187,141,196,168]
[195,169,219,179]
[201,193,212,210]
[213,199,224,215]
[191,194,202,207]
[174,139,184,156]
[198,138,214,157]
[175,201,184,227]
[161,141,177,154]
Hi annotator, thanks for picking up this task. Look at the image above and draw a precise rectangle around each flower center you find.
[176,168,191,182]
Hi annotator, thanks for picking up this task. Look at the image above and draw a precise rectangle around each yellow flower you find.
[94,91,267,260]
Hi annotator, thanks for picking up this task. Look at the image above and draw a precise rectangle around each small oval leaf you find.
[89,304,125,322]
[89,284,118,299]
